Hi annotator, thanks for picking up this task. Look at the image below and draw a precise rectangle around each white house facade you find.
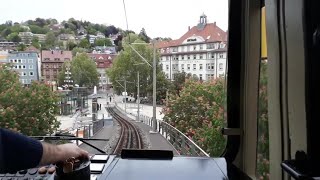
[157,14,228,81]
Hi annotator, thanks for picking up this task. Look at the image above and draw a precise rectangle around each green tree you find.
[256,60,269,179]
[31,37,41,49]
[123,33,141,44]
[29,25,49,34]
[17,43,26,51]
[45,31,56,48]
[172,72,187,96]
[72,47,87,56]
[0,65,60,136]
[1,28,12,38]
[70,53,99,87]
[163,79,226,156]
[107,40,170,98]
[10,24,26,33]
[138,28,150,43]
[67,41,77,50]
[7,32,21,42]
[79,39,90,49]
[94,38,112,46]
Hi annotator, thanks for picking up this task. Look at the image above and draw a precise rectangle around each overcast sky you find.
[0,0,228,39]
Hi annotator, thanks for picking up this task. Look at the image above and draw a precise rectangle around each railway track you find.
[106,107,144,154]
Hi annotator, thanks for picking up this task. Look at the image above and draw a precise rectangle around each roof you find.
[156,22,227,48]
[41,50,72,61]
[87,53,117,61]
[87,53,117,68]
[25,45,40,52]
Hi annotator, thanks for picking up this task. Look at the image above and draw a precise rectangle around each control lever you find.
[55,156,91,180]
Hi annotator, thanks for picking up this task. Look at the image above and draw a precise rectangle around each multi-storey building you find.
[41,50,72,83]
[157,14,228,81]
[87,53,116,90]
[7,51,40,85]
[19,32,46,44]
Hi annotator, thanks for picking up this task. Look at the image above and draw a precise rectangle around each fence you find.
[75,118,105,140]
[114,102,209,157]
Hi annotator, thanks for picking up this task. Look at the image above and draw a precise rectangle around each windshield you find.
[0,0,229,164]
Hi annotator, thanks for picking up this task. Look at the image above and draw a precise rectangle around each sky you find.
[0,0,229,39]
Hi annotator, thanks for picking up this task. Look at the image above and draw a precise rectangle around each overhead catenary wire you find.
[122,0,131,43]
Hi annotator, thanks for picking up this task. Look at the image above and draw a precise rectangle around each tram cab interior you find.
[225,0,320,179]
[1,0,320,179]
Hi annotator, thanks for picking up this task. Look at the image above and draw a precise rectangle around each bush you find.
[0,64,60,136]
[163,79,226,156]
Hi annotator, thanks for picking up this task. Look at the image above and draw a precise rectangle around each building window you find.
[199,74,203,80]
[181,64,184,70]
[44,58,50,61]
[193,55,196,59]
[193,46,196,50]
[219,63,223,71]
[29,72,34,76]
[187,55,190,60]
[22,65,26,69]
[200,55,203,59]
[211,63,214,70]
[199,64,203,70]
[206,63,214,70]
[211,53,215,59]
[200,44,203,50]
[22,59,26,63]
[54,58,60,61]
[166,65,169,70]
[206,74,214,80]
[28,59,33,63]
[182,56,184,60]
[18,59,21,63]
[14,59,17,63]
[187,64,190,70]
[173,64,176,70]
[29,65,33,69]
[207,43,214,49]
[219,53,224,58]
[21,72,27,76]
[193,64,196,70]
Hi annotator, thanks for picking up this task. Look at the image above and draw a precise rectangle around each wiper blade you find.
[31,136,108,141]
[30,135,108,154]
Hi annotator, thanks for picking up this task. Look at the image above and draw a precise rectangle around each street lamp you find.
[127,40,158,133]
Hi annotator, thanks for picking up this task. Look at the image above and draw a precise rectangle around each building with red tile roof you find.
[87,53,117,90]
[41,50,72,83]
[157,14,228,81]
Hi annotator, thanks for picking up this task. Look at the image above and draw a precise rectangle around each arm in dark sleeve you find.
[0,128,43,173]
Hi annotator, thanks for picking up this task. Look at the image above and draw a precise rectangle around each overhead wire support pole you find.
[124,79,127,113]
[151,41,157,133]
[137,71,140,122]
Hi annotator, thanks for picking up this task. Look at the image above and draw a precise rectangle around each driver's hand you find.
[57,144,89,162]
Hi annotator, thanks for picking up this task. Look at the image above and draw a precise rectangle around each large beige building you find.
[157,14,228,81]
[41,50,72,83]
